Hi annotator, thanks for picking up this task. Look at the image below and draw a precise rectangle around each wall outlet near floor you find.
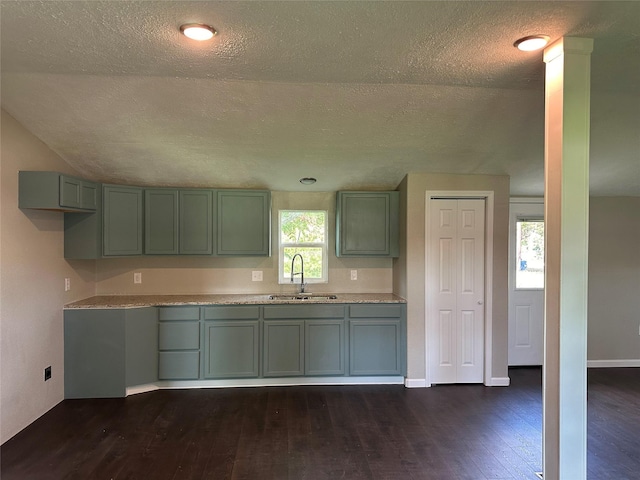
[44,366,51,381]
[134,272,142,284]
[252,271,263,282]
[350,270,358,281]
[64,277,71,291]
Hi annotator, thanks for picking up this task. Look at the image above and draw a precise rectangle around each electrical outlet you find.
[64,278,71,291]
[44,366,51,381]
[350,270,358,281]
[252,271,263,282]
[134,272,142,284]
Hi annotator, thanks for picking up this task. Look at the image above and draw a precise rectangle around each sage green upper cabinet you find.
[19,171,97,212]
[145,189,214,255]
[145,189,179,255]
[103,185,144,256]
[217,190,271,256]
[336,191,399,257]
[179,189,214,255]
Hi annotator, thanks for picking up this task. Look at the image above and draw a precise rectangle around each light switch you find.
[350,270,358,281]
[64,278,71,291]
[134,272,142,284]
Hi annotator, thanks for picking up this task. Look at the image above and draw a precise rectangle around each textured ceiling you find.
[1,1,639,195]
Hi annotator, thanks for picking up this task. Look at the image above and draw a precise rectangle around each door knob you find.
[477,300,484,305]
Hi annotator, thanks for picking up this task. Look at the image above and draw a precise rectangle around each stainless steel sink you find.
[268,294,338,301]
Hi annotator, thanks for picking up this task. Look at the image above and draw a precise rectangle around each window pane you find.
[280,211,325,244]
[516,220,545,289]
[283,247,324,280]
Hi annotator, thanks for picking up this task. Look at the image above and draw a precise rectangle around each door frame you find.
[425,191,495,387]
[508,197,544,366]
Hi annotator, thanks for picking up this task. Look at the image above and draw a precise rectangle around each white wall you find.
[0,110,96,444]
[96,191,394,295]
[588,196,640,363]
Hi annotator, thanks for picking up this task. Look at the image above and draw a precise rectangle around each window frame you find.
[278,209,329,285]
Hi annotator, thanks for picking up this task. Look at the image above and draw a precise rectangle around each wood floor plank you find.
[2,367,639,479]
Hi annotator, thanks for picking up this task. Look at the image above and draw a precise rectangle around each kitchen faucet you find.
[291,253,305,293]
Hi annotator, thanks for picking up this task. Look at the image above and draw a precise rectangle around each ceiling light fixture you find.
[299,177,317,185]
[180,23,216,41]
[514,35,550,52]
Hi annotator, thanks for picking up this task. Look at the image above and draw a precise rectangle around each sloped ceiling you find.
[1,1,639,195]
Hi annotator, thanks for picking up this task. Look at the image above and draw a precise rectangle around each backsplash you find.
[95,256,393,295]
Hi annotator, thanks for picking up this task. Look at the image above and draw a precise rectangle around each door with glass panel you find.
[508,200,544,366]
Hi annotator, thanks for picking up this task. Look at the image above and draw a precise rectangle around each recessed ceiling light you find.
[180,23,216,41]
[514,35,550,52]
[299,177,317,185]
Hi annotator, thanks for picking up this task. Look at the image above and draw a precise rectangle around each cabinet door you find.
[103,185,143,256]
[145,189,179,254]
[349,320,402,375]
[336,192,399,257]
[179,189,213,255]
[81,181,98,210]
[263,321,304,376]
[60,175,82,209]
[204,321,259,378]
[305,320,345,376]
[217,190,271,256]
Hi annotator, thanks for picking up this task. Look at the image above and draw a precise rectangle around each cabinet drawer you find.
[158,322,200,350]
[158,351,200,380]
[158,306,200,321]
[349,304,403,318]
[204,306,260,320]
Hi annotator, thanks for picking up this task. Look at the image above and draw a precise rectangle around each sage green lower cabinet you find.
[263,321,305,376]
[348,304,406,376]
[64,307,158,399]
[157,306,201,380]
[305,320,345,376]
[203,306,260,378]
[263,304,346,377]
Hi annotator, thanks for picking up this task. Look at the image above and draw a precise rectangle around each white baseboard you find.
[489,377,511,387]
[404,378,428,388]
[126,383,160,396]
[587,359,640,368]
[125,376,405,395]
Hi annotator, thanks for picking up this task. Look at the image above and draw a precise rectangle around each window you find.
[515,219,545,289]
[279,210,328,284]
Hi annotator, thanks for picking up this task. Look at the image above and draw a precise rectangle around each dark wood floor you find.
[1,368,639,479]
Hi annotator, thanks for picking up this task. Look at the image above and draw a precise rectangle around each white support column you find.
[542,37,593,480]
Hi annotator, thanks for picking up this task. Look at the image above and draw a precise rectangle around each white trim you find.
[490,377,511,387]
[587,359,640,368]
[510,197,544,205]
[404,378,428,388]
[425,191,495,387]
[124,376,405,395]
[126,383,160,396]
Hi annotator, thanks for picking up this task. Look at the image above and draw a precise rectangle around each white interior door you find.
[508,200,544,366]
[428,198,485,384]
